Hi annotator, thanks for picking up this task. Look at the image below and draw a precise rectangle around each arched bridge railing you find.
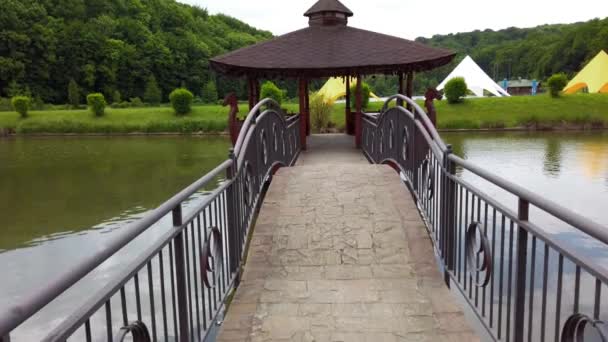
[362,94,608,342]
[0,99,301,342]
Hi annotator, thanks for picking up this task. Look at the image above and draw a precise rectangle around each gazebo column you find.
[397,73,404,107]
[254,78,261,104]
[345,77,353,135]
[247,77,255,110]
[298,78,307,150]
[355,75,362,148]
[305,80,311,136]
[406,72,414,111]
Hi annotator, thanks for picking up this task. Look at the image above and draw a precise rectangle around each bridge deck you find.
[218,134,477,342]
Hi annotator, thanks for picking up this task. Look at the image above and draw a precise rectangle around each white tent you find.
[437,56,510,97]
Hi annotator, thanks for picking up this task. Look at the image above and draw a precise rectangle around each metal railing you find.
[362,94,608,342]
[0,99,301,342]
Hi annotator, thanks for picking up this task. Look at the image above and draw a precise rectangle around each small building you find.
[502,78,542,96]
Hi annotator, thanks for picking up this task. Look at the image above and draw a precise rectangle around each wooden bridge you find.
[217,134,477,341]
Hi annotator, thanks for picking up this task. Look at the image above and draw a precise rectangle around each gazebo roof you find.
[210,0,454,78]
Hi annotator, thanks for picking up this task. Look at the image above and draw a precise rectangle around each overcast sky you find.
[177,0,607,39]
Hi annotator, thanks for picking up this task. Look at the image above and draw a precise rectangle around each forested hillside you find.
[0,0,272,103]
[369,17,608,95]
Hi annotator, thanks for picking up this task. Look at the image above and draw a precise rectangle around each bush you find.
[32,95,45,110]
[202,80,218,104]
[547,73,568,98]
[144,76,162,105]
[11,96,30,118]
[310,92,332,132]
[86,93,106,117]
[0,97,12,111]
[113,90,122,104]
[349,82,371,109]
[444,77,467,103]
[68,79,80,108]
[260,81,283,105]
[169,88,193,115]
[130,97,144,107]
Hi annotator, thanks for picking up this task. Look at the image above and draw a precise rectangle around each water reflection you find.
[543,138,562,177]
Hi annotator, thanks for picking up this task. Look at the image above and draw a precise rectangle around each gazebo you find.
[210,0,455,150]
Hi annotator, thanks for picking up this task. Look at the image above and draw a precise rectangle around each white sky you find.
[178,0,608,39]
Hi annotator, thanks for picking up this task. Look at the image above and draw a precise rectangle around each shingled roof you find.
[210,0,454,78]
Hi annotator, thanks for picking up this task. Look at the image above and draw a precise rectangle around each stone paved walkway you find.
[218,135,478,342]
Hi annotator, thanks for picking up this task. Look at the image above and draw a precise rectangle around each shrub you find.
[68,79,80,108]
[169,88,193,115]
[87,93,106,117]
[202,80,218,104]
[130,97,144,107]
[144,75,162,105]
[310,92,332,132]
[0,97,12,111]
[32,95,45,110]
[260,81,283,105]
[444,77,467,103]
[349,82,371,109]
[113,90,122,104]
[547,73,568,98]
[11,96,30,118]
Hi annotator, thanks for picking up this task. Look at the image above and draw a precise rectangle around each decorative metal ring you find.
[465,222,492,287]
[561,313,607,342]
[201,226,223,288]
[388,120,394,150]
[402,127,409,161]
[243,162,253,207]
[421,158,434,199]
[260,129,268,166]
[114,321,151,342]
[272,123,278,152]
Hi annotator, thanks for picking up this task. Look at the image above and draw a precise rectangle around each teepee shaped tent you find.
[437,56,510,97]
[564,50,608,94]
[317,77,380,104]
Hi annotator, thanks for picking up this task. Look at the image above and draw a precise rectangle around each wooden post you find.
[254,78,260,104]
[397,73,404,107]
[305,80,310,136]
[247,77,254,110]
[345,77,353,135]
[355,75,362,148]
[298,78,307,150]
[406,72,414,111]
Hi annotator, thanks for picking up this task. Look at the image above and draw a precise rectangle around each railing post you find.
[226,149,241,286]
[514,198,529,342]
[172,204,190,342]
[442,145,457,287]
[1,333,10,342]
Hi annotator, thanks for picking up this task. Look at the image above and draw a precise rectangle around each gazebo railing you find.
[0,99,301,342]
[362,94,608,342]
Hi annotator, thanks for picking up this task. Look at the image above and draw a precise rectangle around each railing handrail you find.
[0,159,233,337]
[449,154,608,245]
[233,98,282,157]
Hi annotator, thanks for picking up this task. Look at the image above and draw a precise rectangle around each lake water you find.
[1,132,607,340]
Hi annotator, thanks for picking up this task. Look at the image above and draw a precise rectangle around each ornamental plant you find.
[169,88,194,115]
[11,96,30,118]
[349,82,371,109]
[86,93,106,117]
[547,73,568,98]
[444,77,467,104]
[260,81,283,105]
[144,76,162,105]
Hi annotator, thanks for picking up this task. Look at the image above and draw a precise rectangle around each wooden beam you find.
[298,78,307,150]
[305,80,310,136]
[345,77,353,135]
[406,72,414,111]
[397,73,404,107]
[355,75,362,148]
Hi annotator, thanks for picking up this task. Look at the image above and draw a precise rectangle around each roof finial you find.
[304,0,353,26]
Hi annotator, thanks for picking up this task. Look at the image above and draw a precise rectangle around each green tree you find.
[349,82,371,109]
[202,80,218,104]
[547,73,569,98]
[113,90,122,104]
[260,81,284,105]
[144,76,162,105]
[169,88,193,115]
[444,77,467,104]
[68,79,80,108]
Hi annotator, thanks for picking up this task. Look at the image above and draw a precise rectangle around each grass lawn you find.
[0,93,606,134]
